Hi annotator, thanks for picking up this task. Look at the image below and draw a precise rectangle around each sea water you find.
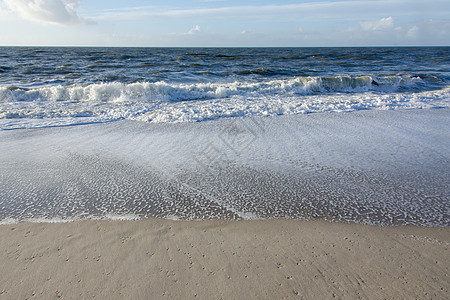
[0,47,449,225]
[0,47,449,129]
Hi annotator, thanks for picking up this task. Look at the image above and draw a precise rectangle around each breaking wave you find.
[0,75,444,103]
[0,75,449,129]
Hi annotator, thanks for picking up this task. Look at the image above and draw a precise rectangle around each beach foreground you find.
[0,219,448,299]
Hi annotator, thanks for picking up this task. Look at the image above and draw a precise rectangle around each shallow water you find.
[1,109,448,226]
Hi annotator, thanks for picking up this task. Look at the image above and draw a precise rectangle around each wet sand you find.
[0,219,448,299]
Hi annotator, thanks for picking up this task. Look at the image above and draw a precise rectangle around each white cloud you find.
[407,25,420,38]
[3,0,94,25]
[360,17,394,31]
[405,20,450,43]
[188,25,201,35]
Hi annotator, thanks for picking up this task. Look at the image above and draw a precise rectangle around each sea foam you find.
[1,76,449,130]
[0,75,442,103]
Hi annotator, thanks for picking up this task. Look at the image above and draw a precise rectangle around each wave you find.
[0,75,449,130]
[0,75,444,104]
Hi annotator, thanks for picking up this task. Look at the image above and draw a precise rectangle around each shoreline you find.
[1,108,449,226]
[2,215,450,228]
[1,218,448,299]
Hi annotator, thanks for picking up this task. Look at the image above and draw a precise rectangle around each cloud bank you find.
[3,0,93,25]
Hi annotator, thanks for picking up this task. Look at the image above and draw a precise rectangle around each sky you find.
[0,0,449,47]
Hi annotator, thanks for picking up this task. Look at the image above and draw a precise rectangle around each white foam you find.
[104,213,141,221]
[27,217,79,224]
[0,213,143,225]
[0,75,440,104]
[1,81,448,130]
[132,87,450,123]
[165,215,181,221]
[0,218,18,225]
[238,212,264,220]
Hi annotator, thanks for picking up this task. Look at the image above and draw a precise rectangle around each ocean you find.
[0,47,449,226]
[0,47,449,129]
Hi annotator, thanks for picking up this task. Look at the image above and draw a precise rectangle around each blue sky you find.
[0,0,449,46]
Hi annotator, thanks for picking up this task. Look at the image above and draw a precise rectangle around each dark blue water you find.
[0,47,448,88]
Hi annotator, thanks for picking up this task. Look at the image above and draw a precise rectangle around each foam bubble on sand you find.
[0,218,18,225]
[0,215,142,225]
[104,214,141,221]
[0,218,78,225]
[27,217,78,224]
[165,215,181,221]
[238,212,264,220]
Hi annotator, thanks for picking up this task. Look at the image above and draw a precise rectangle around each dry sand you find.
[0,219,448,299]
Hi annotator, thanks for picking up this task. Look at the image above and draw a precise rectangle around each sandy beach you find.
[0,109,449,299]
[0,219,449,299]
